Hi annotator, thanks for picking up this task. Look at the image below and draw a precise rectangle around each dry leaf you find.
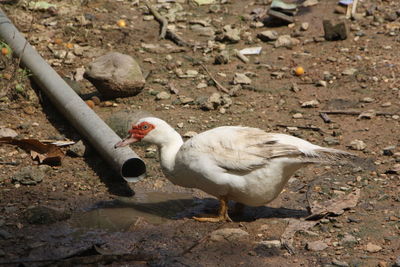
[0,137,64,165]
[306,188,360,220]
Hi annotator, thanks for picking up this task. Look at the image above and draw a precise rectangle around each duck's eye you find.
[142,124,149,130]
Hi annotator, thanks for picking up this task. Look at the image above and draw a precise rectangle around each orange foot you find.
[193,196,232,222]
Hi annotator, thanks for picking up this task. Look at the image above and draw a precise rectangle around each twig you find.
[276,124,322,132]
[319,110,397,116]
[233,49,249,64]
[145,0,190,46]
[320,112,331,123]
[144,0,167,39]
[200,64,230,94]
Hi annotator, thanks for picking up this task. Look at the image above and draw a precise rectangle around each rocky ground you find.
[0,0,399,266]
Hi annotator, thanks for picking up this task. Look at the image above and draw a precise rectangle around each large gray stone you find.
[84,52,145,98]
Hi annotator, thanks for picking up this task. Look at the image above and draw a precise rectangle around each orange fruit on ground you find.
[117,19,126,27]
[54,38,63,45]
[65,43,74,49]
[85,100,95,109]
[1,47,9,56]
[294,66,305,76]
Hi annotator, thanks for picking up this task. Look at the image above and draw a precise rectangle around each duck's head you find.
[114,117,174,148]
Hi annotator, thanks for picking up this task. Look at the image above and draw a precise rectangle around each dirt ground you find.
[0,0,399,266]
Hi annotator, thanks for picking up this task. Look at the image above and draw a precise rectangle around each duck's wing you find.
[181,126,352,173]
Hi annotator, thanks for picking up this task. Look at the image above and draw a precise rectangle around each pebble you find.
[68,140,87,157]
[274,35,300,48]
[183,131,197,138]
[196,82,208,89]
[210,228,249,242]
[0,127,18,138]
[233,73,252,85]
[292,113,303,119]
[324,137,340,145]
[156,91,171,100]
[0,229,12,239]
[332,258,349,267]
[12,166,51,185]
[301,22,309,31]
[257,30,278,42]
[342,68,357,76]
[383,146,396,156]
[214,50,230,64]
[257,240,282,249]
[365,242,382,253]
[316,80,327,87]
[361,97,375,103]
[349,139,367,151]
[306,240,328,251]
[301,100,319,108]
[340,234,357,245]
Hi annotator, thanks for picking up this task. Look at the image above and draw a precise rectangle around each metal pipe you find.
[0,9,146,182]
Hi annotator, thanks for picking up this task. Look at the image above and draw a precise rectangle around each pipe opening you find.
[121,158,146,182]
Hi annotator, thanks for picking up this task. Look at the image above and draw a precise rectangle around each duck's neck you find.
[158,131,183,173]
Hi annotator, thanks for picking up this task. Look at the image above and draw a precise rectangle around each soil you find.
[0,0,399,266]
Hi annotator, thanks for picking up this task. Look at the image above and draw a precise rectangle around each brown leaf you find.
[306,188,360,220]
[0,137,64,165]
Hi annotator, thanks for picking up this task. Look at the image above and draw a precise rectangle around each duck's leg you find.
[193,196,232,222]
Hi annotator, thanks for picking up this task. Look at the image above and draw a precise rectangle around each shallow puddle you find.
[72,191,195,231]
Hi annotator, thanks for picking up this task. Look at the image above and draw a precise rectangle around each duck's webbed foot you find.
[193,196,232,222]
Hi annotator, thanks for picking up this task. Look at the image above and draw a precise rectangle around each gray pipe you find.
[0,9,145,182]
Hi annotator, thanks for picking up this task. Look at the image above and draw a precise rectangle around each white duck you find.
[115,117,351,222]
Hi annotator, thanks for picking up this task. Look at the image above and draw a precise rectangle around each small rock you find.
[233,73,252,85]
[386,163,400,174]
[179,95,195,104]
[340,234,357,245]
[210,228,249,242]
[361,97,374,103]
[324,137,340,146]
[301,100,319,108]
[190,24,215,37]
[332,258,349,267]
[301,22,309,31]
[381,102,391,107]
[383,146,396,156]
[201,93,222,110]
[84,52,145,98]
[378,261,388,267]
[68,140,88,157]
[12,166,51,185]
[385,12,398,22]
[306,240,328,251]
[323,20,347,41]
[0,127,18,138]
[0,229,12,239]
[257,30,278,42]
[349,139,367,151]
[217,25,241,43]
[24,206,70,225]
[292,113,303,119]
[257,240,281,249]
[303,0,319,7]
[365,242,382,253]
[274,35,300,48]
[183,131,198,138]
[156,91,171,100]
[358,110,376,120]
[342,68,357,76]
[197,82,208,89]
[316,80,327,87]
[214,50,230,64]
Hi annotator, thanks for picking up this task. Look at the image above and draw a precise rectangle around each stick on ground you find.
[145,1,190,46]
[200,64,230,94]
